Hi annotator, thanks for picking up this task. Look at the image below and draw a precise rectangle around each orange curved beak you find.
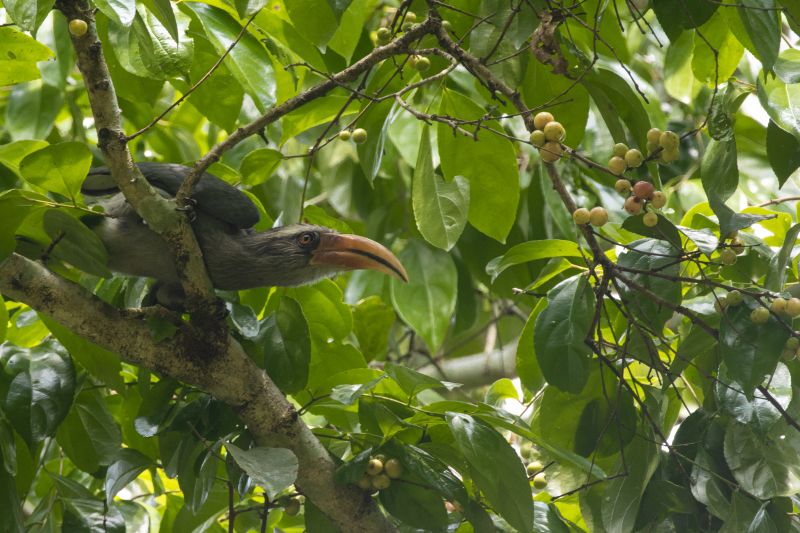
[311,233,408,282]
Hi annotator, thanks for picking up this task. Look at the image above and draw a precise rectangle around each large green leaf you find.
[616,239,681,332]
[516,299,546,394]
[352,296,395,361]
[716,363,791,436]
[56,389,122,474]
[0,340,75,448]
[285,0,340,49]
[766,120,800,187]
[0,28,54,85]
[225,443,298,497]
[105,449,153,505]
[19,142,91,203]
[765,223,800,290]
[718,298,789,398]
[261,298,311,394]
[437,90,519,243]
[5,82,62,141]
[486,239,583,282]
[379,481,448,530]
[534,275,595,394]
[584,69,651,152]
[286,280,352,344]
[447,413,533,533]
[43,210,112,278]
[95,0,137,26]
[412,127,470,251]
[737,0,780,73]
[774,49,800,84]
[390,239,457,352]
[186,4,275,112]
[757,71,800,141]
[653,0,718,40]
[0,190,45,262]
[51,474,125,533]
[692,11,744,85]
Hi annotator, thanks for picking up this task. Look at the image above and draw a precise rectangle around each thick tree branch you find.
[0,253,395,532]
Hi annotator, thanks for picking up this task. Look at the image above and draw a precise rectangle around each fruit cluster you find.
[607,142,644,176]
[715,291,800,327]
[646,128,680,164]
[529,111,566,163]
[355,454,403,491]
[526,461,548,490]
[782,336,800,361]
[339,128,368,144]
[572,206,608,227]
[615,178,666,227]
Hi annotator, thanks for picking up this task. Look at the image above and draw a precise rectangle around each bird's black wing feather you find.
[82,163,260,229]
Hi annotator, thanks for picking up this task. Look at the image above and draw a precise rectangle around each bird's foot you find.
[176,197,198,222]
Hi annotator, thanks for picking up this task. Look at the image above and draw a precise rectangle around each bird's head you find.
[243,224,408,287]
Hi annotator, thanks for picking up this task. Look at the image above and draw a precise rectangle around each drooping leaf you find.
[774,49,800,84]
[486,239,582,282]
[105,449,153,505]
[261,298,311,394]
[737,0,780,73]
[56,389,122,474]
[758,71,800,141]
[534,275,595,394]
[766,120,800,186]
[43,210,112,278]
[765,223,800,291]
[225,443,298,497]
[692,10,744,85]
[95,0,137,26]
[20,142,92,203]
[379,481,448,530]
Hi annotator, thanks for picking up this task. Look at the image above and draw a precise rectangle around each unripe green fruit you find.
[781,348,796,361]
[624,148,644,168]
[633,181,655,200]
[786,297,800,317]
[530,130,546,147]
[572,207,591,225]
[624,196,643,215]
[526,461,544,475]
[726,290,743,306]
[643,212,658,227]
[371,473,391,490]
[541,141,562,162]
[404,11,417,22]
[646,127,662,144]
[720,248,737,265]
[384,458,403,479]
[357,476,372,489]
[750,307,770,325]
[284,498,301,516]
[533,473,548,489]
[413,56,431,72]
[771,298,787,314]
[543,121,566,142]
[659,148,679,164]
[373,454,387,464]
[714,297,727,313]
[352,128,368,144]
[338,130,351,141]
[650,191,667,209]
[376,27,392,44]
[615,179,632,194]
[442,20,452,30]
[69,19,88,37]
[730,238,745,254]
[659,130,680,150]
[608,156,627,175]
[534,111,555,130]
[589,206,609,226]
[786,336,800,350]
[646,140,660,154]
[366,458,383,475]
[613,143,629,158]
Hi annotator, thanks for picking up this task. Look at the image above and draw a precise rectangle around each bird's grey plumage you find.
[82,163,407,306]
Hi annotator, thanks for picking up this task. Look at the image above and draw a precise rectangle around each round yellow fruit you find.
[659,148,679,164]
[612,143,629,158]
[543,121,566,142]
[615,179,632,194]
[589,206,609,226]
[366,458,383,476]
[530,130,546,147]
[750,307,770,325]
[786,297,800,317]
[643,212,658,227]
[726,290,743,306]
[526,461,543,475]
[413,56,431,72]
[786,336,800,350]
[533,473,548,489]
[572,208,591,225]
[720,249,737,265]
[352,128,368,144]
[534,111,555,130]
[338,130,351,141]
[357,476,372,489]
[608,156,627,175]
[284,498,301,516]
[69,19,88,37]
[646,128,662,144]
[624,196,643,215]
[384,458,403,479]
[730,238,745,254]
[624,148,644,168]
[404,11,417,22]
[771,298,787,314]
[649,191,666,209]
[541,141,562,163]
[659,130,680,151]
[371,473,391,490]
[376,27,392,44]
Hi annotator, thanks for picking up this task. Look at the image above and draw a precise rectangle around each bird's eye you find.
[297,231,317,247]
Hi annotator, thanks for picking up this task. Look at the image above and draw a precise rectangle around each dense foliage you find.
[2,0,800,531]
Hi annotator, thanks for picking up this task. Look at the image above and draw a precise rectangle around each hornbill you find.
[82,163,408,306]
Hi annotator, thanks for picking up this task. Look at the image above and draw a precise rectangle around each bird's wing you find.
[82,163,260,229]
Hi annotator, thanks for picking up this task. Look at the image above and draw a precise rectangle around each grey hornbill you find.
[82,163,408,305]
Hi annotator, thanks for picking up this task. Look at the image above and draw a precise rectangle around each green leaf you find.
[356,99,396,185]
[327,0,374,62]
[43,210,112,278]
[601,431,660,532]
[584,68,652,152]
[287,280,352,344]
[0,28,54,85]
[240,148,283,186]
[486,239,582,283]
[261,298,311,394]
[622,213,683,249]
[719,298,789,397]
[653,0,717,40]
[716,362,791,435]
[412,126,470,251]
[5,82,63,141]
[56,389,122,474]
[379,481,448,530]
[381,441,467,503]
[774,49,800,84]
[0,340,75,448]
[0,140,48,177]
[285,0,339,49]
[766,120,800,186]
[20,142,92,203]
[447,413,533,532]
[352,296,396,361]
[757,71,800,141]
[52,474,126,532]
[281,95,357,144]
[437,90,519,243]
[616,239,681,332]
[385,363,457,397]
[534,275,595,394]
[234,0,268,18]
[105,448,153,505]
[676,225,718,256]
[187,4,275,112]
[516,299,546,393]
[390,239,457,351]
[692,10,744,85]
[708,82,753,141]
[0,190,45,262]
[95,0,137,26]
[737,0,780,73]
[2,0,54,34]
[140,0,179,40]
[765,223,800,291]
[225,443,298,497]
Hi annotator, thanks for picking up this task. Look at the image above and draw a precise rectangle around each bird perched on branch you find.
[82,163,407,306]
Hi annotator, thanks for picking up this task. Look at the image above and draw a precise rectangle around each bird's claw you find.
[176,198,198,222]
